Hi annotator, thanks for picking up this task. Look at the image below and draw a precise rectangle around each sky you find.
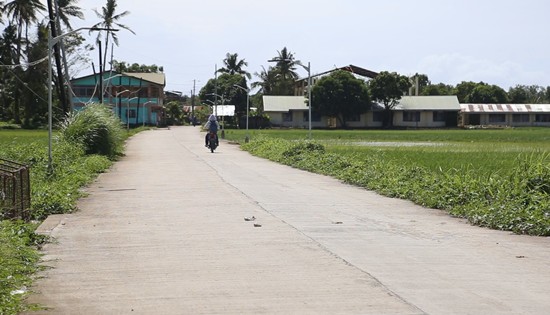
[69,0,550,95]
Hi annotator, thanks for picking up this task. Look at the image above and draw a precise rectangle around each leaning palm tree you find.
[91,0,135,72]
[217,52,251,79]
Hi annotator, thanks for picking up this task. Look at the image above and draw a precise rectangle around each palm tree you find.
[271,47,300,81]
[0,25,18,120]
[252,66,277,95]
[268,47,301,95]
[4,0,46,123]
[0,1,4,24]
[23,23,48,127]
[55,0,84,30]
[91,0,136,73]
[217,53,251,79]
[52,0,84,112]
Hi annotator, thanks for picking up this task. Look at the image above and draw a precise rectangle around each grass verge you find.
[239,133,550,236]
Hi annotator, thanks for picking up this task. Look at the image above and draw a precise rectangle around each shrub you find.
[59,104,124,158]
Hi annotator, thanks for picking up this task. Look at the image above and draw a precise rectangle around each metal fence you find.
[0,158,31,221]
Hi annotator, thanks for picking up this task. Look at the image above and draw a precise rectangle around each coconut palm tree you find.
[0,25,18,120]
[252,66,277,95]
[91,0,135,72]
[55,0,84,30]
[271,47,300,81]
[267,47,303,95]
[51,0,84,112]
[217,52,251,79]
[4,0,46,123]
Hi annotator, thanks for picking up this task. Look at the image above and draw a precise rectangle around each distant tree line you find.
[195,47,550,129]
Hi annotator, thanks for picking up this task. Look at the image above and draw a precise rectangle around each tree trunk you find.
[46,0,68,115]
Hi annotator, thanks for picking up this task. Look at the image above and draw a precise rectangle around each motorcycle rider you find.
[204,114,220,147]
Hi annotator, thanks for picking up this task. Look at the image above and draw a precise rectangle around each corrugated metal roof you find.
[460,104,550,113]
[263,96,308,112]
[393,96,460,110]
[123,72,166,86]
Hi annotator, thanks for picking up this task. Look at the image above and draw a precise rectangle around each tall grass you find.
[59,104,125,158]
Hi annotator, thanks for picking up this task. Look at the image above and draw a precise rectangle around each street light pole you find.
[268,58,312,139]
[126,97,138,131]
[207,93,224,117]
[306,61,312,139]
[233,84,250,143]
[142,101,153,127]
[47,26,117,172]
[115,89,130,119]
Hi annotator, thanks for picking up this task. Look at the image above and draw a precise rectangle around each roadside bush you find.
[59,104,124,158]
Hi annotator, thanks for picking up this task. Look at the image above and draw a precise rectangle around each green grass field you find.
[224,127,550,175]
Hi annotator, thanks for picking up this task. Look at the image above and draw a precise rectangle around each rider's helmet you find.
[208,114,217,122]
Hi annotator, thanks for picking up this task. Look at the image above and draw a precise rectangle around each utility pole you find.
[192,80,196,118]
[214,64,218,116]
[98,40,103,104]
[46,0,68,113]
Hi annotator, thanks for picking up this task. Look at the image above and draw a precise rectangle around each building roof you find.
[460,104,550,113]
[295,64,378,83]
[263,96,308,112]
[71,71,166,87]
[123,72,166,86]
[394,96,460,110]
[314,65,379,79]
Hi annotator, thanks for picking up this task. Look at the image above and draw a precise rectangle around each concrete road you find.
[28,126,550,314]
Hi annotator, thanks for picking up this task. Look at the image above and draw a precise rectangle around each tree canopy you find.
[311,70,370,127]
[217,53,251,79]
[368,71,411,127]
[198,73,248,116]
[112,60,164,73]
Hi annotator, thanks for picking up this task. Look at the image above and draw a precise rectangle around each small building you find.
[70,71,166,126]
[460,104,550,127]
[392,96,460,128]
[263,95,460,128]
[263,95,326,128]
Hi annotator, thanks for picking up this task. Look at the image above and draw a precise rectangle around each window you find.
[535,114,550,122]
[346,114,360,122]
[512,114,530,123]
[311,111,321,122]
[303,111,321,122]
[433,111,445,122]
[372,111,384,122]
[283,112,293,122]
[403,111,420,122]
[488,114,505,123]
[74,86,95,97]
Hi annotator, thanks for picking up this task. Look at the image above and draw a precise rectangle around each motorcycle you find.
[207,131,218,153]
